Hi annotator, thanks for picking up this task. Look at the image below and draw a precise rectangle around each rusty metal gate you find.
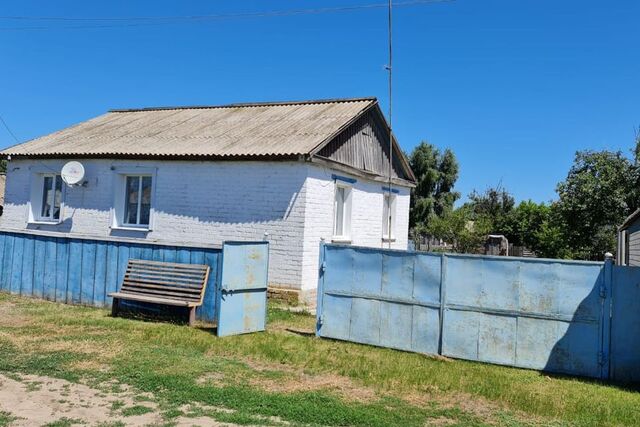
[315,243,635,380]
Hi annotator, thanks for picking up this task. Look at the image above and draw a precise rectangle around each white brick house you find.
[0,98,415,304]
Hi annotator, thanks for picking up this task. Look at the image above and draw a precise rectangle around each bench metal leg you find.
[188,307,196,326]
[111,298,119,318]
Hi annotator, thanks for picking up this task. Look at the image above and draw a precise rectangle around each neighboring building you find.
[0,98,415,304]
[617,208,640,266]
[484,234,509,256]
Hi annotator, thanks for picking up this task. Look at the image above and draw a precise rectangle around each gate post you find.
[601,253,614,379]
[316,240,326,336]
[438,253,447,355]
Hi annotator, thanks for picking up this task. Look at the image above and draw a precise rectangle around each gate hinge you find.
[599,283,607,298]
[320,261,327,275]
[598,351,607,366]
[318,314,324,326]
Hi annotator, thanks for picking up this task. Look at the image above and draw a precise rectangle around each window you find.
[29,173,64,223]
[333,184,352,240]
[123,175,152,227]
[111,168,156,231]
[382,193,397,240]
[40,175,63,221]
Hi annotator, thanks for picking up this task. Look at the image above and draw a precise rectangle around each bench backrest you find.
[121,259,210,305]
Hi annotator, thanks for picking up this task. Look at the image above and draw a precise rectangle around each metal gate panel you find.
[317,243,617,379]
[317,244,442,355]
[442,255,605,377]
[216,241,269,337]
[610,265,640,382]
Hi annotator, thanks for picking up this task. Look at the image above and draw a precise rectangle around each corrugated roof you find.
[2,98,377,158]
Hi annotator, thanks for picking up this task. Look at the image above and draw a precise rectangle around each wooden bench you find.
[108,259,210,326]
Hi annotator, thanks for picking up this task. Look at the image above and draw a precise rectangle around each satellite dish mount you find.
[61,161,86,187]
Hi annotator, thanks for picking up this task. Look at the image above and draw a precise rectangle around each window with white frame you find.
[382,193,397,240]
[123,175,152,227]
[333,184,352,240]
[111,169,155,230]
[29,173,64,223]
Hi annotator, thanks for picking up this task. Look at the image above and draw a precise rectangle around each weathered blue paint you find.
[331,174,357,184]
[381,186,400,194]
[318,245,442,354]
[610,265,640,382]
[216,241,269,337]
[316,243,640,380]
[0,231,269,336]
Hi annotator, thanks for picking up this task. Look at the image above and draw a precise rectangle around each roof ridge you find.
[108,97,377,113]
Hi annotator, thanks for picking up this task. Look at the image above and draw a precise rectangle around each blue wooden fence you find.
[0,231,269,335]
[317,243,640,382]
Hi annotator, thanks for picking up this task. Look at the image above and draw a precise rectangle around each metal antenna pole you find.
[386,0,393,249]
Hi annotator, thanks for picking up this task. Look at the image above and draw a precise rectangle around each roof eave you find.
[1,153,303,162]
[619,207,640,231]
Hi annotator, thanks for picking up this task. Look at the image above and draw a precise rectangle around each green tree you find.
[554,150,639,260]
[409,142,460,228]
[465,186,515,234]
[501,200,550,250]
[425,205,491,254]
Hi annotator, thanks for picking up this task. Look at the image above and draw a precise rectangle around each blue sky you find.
[0,0,638,203]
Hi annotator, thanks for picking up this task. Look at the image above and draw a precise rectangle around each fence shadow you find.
[542,268,603,379]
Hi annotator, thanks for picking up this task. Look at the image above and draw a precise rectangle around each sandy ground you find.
[0,373,237,426]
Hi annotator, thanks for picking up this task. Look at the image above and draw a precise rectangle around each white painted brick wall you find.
[1,159,411,298]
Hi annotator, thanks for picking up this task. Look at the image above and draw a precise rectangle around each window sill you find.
[28,220,63,226]
[110,225,150,232]
[331,237,352,244]
[382,237,396,243]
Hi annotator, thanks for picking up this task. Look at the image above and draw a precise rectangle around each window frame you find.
[111,167,157,232]
[382,192,397,241]
[28,172,65,225]
[122,175,153,227]
[332,182,352,242]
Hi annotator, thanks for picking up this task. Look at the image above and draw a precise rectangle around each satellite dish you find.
[61,161,85,186]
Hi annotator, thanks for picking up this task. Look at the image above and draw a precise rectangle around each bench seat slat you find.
[122,276,204,288]
[127,263,207,274]
[121,281,203,294]
[108,292,200,307]
[126,268,206,281]
[121,284,203,300]
[122,277,202,295]
[128,259,208,270]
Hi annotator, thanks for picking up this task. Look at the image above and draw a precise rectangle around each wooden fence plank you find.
[20,235,35,296]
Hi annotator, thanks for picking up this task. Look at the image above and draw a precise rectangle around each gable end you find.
[313,106,414,183]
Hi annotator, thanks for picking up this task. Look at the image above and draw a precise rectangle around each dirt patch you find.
[0,373,247,427]
[250,371,379,403]
[426,416,458,426]
[0,302,31,328]
[240,359,378,403]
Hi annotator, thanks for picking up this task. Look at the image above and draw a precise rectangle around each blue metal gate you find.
[316,243,622,380]
[216,241,269,337]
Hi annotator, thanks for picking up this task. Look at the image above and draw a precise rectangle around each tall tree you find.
[501,200,550,249]
[466,186,515,233]
[409,142,460,228]
[555,150,639,260]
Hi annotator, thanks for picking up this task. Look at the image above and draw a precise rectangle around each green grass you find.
[119,405,154,417]
[43,418,85,427]
[0,411,16,427]
[0,293,638,426]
